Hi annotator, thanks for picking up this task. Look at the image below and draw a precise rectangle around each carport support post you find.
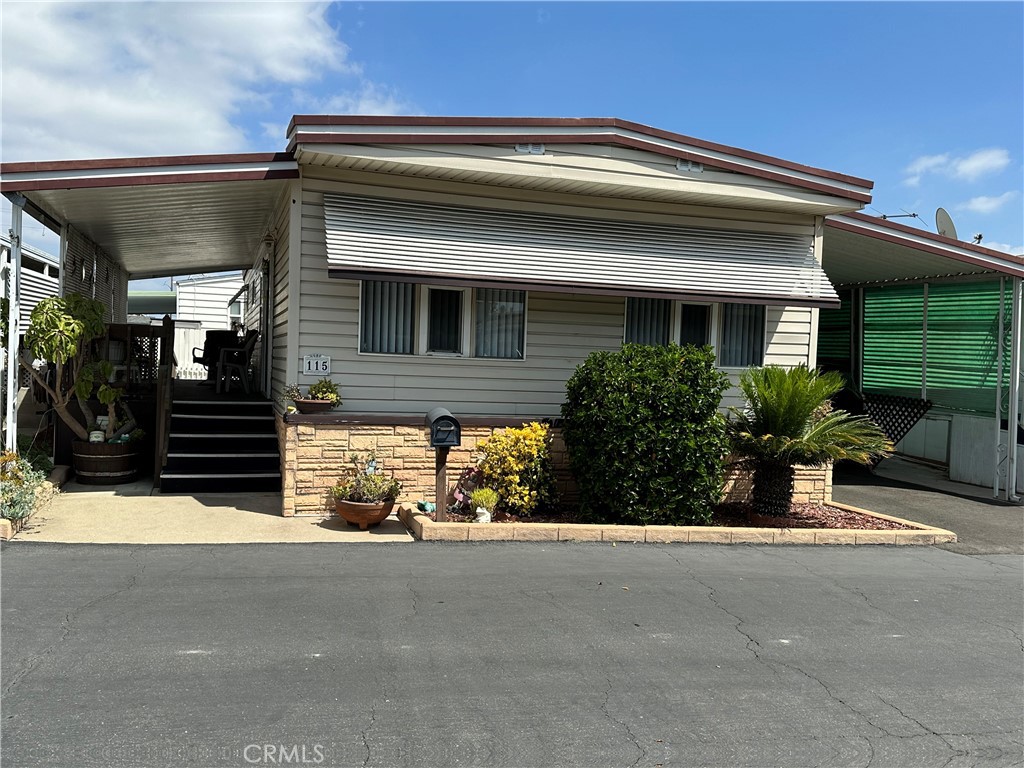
[1007,277,1022,502]
[435,446,449,522]
[3,197,24,452]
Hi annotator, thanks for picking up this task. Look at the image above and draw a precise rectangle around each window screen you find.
[360,280,416,354]
[475,289,526,359]
[625,298,670,345]
[719,303,765,367]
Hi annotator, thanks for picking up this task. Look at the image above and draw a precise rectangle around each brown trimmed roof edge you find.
[827,212,1024,265]
[0,169,299,193]
[291,130,871,204]
[285,115,873,189]
[1,152,296,174]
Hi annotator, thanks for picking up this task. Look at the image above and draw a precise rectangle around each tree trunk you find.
[751,461,796,517]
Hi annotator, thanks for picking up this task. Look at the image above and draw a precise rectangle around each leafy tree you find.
[20,294,135,441]
[729,366,891,517]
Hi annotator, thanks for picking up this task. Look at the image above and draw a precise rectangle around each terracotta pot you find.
[72,440,138,485]
[335,499,395,530]
[294,399,335,414]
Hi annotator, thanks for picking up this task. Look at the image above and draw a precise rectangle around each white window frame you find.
[622,298,772,370]
[227,295,245,329]
[673,301,719,357]
[356,280,529,361]
[418,285,471,356]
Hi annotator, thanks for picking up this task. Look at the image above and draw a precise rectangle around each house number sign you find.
[303,354,331,375]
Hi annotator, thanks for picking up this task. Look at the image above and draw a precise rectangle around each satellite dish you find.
[936,208,958,240]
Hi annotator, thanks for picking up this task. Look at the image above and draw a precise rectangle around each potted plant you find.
[331,453,402,529]
[469,487,499,523]
[20,294,144,484]
[283,378,341,414]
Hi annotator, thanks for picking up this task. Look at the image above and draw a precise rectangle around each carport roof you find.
[1,153,297,279]
[823,212,1024,286]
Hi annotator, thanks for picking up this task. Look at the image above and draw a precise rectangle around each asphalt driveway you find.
[2,542,1021,768]
[833,463,1024,555]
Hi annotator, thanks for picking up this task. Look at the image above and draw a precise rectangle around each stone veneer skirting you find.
[276,414,832,517]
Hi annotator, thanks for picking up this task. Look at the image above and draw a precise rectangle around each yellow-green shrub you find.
[477,422,558,517]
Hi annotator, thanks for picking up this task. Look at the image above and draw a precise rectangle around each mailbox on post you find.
[425,408,461,522]
[425,407,461,448]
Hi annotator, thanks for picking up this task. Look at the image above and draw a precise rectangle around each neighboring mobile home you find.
[3,117,1022,509]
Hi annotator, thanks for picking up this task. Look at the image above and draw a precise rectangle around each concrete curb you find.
[1,466,68,541]
[397,502,957,546]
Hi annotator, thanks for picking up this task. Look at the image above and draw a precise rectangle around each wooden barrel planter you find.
[72,441,138,485]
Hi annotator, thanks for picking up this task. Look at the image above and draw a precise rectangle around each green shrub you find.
[561,344,729,525]
[477,422,558,517]
[1,451,45,521]
[17,435,54,475]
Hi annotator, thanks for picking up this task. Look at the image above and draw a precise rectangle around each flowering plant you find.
[476,422,557,517]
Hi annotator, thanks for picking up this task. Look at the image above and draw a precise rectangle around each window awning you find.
[324,195,839,308]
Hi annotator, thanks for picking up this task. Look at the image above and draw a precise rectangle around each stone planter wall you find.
[276,416,832,517]
[277,416,573,516]
[722,461,833,505]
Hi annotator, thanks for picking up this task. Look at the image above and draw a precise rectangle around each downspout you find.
[994,277,1004,498]
[1007,276,1022,502]
[4,197,24,452]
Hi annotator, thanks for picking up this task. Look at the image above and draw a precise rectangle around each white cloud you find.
[903,154,949,187]
[902,148,1012,187]
[953,149,1012,182]
[981,242,1024,256]
[293,81,412,117]
[957,191,1020,215]
[0,2,412,161]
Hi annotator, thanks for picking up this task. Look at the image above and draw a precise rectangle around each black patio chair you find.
[215,330,259,394]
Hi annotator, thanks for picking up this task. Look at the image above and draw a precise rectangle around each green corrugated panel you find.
[863,284,924,397]
[816,289,851,365]
[926,281,1006,413]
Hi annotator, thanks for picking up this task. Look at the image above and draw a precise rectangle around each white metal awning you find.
[1,154,298,278]
[823,213,1024,285]
[324,194,839,307]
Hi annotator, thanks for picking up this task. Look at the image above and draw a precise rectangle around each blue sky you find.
[2,1,1021,290]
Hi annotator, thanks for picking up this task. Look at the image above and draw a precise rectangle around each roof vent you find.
[515,143,545,155]
[676,158,704,174]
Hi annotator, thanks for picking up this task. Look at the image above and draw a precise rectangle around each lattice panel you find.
[863,393,932,448]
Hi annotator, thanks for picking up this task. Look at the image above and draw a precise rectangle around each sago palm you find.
[729,366,892,517]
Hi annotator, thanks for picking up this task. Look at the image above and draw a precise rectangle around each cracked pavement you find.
[2,542,1021,767]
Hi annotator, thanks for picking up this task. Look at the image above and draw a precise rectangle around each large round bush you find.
[561,344,729,525]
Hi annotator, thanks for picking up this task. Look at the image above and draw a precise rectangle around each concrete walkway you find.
[16,478,413,544]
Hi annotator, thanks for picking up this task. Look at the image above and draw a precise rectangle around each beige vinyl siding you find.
[298,177,814,418]
[17,262,60,327]
[175,275,243,330]
[270,192,291,405]
[61,225,94,299]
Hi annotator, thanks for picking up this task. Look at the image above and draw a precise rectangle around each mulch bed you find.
[427,502,913,530]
